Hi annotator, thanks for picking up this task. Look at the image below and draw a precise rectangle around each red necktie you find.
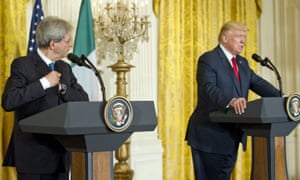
[231,57,240,83]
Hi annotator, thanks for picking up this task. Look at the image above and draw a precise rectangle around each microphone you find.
[67,53,91,69]
[68,53,106,102]
[251,53,282,96]
[251,53,273,71]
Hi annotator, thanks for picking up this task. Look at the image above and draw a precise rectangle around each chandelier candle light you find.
[93,0,151,179]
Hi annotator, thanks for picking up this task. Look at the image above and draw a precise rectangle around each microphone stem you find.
[95,71,106,103]
[83,56,107,103]
[265,58,282,96]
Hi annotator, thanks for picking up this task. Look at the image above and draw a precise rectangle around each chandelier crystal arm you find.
[94,1,151,63]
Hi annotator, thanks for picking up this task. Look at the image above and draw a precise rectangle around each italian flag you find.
[72,0,100,101]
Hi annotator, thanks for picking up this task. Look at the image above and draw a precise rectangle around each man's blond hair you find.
[218,21,248,43]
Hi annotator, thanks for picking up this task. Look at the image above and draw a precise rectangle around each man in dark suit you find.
[2,16,89,180]
[185,21,281,180]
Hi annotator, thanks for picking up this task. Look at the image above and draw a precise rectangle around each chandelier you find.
[94,0,151,63]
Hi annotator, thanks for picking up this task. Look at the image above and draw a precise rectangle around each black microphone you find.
[251,53,263,62]
[251,53,273,71]
[252,53,282,96]
[67,53,91,69]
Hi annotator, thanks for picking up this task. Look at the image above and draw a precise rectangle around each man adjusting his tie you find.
[2,16,89,180]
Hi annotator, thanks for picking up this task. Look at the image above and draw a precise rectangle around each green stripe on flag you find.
[73,0,95,60]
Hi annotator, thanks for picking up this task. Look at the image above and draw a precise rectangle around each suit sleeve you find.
[249,71,281,97]
[2,59,46,112]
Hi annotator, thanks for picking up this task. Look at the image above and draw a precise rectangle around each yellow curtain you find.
[0,0,29,179]
[154,0,261,179]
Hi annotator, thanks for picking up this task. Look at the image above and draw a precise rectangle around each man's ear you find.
[49,40,55,50]
[222,35,228,43]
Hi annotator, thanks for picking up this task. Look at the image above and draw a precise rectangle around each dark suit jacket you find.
[185,45,280,155]
[2,51,89,174]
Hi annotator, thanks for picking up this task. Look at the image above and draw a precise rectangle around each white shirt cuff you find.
[40,77,51,90]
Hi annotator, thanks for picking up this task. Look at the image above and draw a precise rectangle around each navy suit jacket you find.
[2,51,89,174]
[185,46,280,155]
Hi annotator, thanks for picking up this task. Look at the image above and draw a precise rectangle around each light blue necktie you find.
[49,63,55,71]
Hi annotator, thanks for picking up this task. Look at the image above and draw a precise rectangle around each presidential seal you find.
[104,96,133,132]
[286,93,300,121]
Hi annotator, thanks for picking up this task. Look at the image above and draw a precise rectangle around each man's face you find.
[222,29,247,55]
[52,33,73,60]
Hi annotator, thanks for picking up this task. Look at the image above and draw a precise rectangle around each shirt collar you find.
[219,44,235,61]
[37,48,54,65]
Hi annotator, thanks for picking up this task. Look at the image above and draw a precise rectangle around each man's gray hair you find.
[36,16,73,48]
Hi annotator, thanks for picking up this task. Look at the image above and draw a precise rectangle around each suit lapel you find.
[235,56,246,96]
[32,52,51,76]
[33,52,59,98]
[217,48,242,96]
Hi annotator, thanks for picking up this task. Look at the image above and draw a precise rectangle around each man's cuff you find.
[226,98,237,108]
[60,83,67,95]
[40,77,50,89]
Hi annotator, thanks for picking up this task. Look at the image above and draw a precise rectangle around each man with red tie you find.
[185,21,281,180]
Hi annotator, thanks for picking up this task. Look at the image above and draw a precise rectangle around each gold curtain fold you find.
[0,0,29,180]
[155,0,261,179]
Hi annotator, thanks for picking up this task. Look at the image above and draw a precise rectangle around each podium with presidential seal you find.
[210,96,299,180]
[19,99,157,180]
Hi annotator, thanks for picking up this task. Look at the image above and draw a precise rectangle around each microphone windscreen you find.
[67,53,82,65]
[251,53,263,62]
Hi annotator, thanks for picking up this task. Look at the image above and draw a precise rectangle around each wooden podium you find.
[19,101,157,180]
[210,97,298,180]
